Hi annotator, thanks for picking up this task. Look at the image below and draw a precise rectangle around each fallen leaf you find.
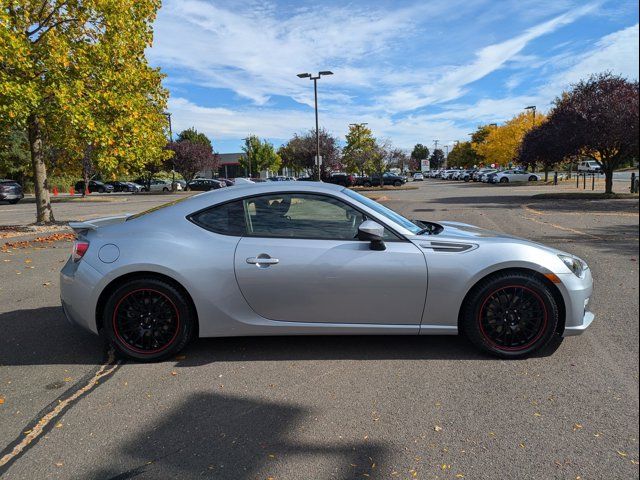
[171,371,177,376]
[434,425,443,432]
[519,443,526,449]
[534,412,542,417]
[0,396,5,405]
[42,282,51,287]
[175,355,186,361]
[573,423,583,431]
[55,422,63,428]
[456,475,465,478]
[24,259,32,263]
[55,462,63,467]
[617,450,628,457]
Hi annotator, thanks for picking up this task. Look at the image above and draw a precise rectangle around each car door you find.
[233,192,428,325]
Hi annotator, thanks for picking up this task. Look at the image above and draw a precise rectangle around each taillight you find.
[72,240,89,262]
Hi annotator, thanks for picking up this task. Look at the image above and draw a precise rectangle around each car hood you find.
[424,220,569,255]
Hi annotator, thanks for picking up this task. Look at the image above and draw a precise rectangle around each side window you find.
[189,200,246,236]
[244,193,363,240]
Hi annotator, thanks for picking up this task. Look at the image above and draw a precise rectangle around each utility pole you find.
[297,71,334,181]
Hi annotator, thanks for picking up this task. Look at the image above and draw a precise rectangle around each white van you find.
[577,160,602,173]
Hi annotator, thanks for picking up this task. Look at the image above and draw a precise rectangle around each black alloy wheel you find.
[103,278,195,361]
[461,272,559,358]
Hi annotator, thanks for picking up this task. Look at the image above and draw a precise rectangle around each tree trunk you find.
[544,166,549,182]
[82,144,93,197]
[27,114,54,224]
[604,167,614,194]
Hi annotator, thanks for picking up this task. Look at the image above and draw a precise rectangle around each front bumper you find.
[0,192,23,200]
[556,269,595,337]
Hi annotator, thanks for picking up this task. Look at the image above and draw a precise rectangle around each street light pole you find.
[298,71,333,181]
[164,112,175,191]
[525,105,536,125]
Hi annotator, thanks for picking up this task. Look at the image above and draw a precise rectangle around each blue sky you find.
[149,0,639,153]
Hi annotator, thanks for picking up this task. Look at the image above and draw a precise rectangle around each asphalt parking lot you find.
[0,180,638,479]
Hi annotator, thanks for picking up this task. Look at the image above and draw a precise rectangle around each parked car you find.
[364,172,408,187]
[75,180,114,193]
[577,160,602,174]
[413,172,424,181]
[62,182,594,362]
[0,179,24,204]
[172,180,186,190]
[461,169,478,182]
[217,178,235,187]
[491,170,541,183]
[472,169,496,182]
[107,181,138,192]
[186,178,225,191]
[327,173,356,187]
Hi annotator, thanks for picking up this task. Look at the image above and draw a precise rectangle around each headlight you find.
[558,254,588,278]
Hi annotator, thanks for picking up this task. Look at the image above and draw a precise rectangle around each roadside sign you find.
[421,159,430,171]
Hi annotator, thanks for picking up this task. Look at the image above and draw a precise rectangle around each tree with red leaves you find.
[520,73,638,193]
[166,130,218,183]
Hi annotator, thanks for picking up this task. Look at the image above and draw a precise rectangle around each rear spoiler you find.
[68,214,131,234]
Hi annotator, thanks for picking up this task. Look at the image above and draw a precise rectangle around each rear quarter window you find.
[189,200,246,236]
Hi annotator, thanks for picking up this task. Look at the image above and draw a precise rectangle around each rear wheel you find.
[8,199,20,204]
[499,177,509,183]
[393,180,402,187]
[103,278,195,362]
[162,187,169,192]
[460,272,559,358]
[529,175,538,181]
[363,181,372,187]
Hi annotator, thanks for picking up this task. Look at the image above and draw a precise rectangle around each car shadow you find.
[0,306,107,366]
[86,392,391,480]
[0,307,563,366]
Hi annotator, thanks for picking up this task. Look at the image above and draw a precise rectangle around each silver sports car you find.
[61,182,594,361]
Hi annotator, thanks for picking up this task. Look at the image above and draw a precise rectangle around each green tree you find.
[429,148,446,169]
[241,135,281,177]
[447,141,480,168]
[410,143,430,162]
[342,124,377,174]
[0,0,168,222]
[0,128,30,183]
[177,128,213,149]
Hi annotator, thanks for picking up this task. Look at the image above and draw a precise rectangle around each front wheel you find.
[393,180,402,187]
[8,199,20,204]
[363,181,372,187]
[529,176,538,182]
[499,177,509,183]
[460,272,559,358]
[102,278,195,362]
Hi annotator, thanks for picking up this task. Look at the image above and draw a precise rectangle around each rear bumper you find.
[60,257,103,334]
[0,192,23,200]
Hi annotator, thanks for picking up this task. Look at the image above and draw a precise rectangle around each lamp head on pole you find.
[319,71,333,76]
[297,73,311,78]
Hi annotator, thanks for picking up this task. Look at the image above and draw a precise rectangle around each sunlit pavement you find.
[0,181,638,479]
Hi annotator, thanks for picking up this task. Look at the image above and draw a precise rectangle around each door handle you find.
[246,254,279,267]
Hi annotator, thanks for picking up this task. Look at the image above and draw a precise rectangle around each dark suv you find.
[363,172,407,187]
[327,173,356,187]
[0,179,24,204]
[75,180,114,193]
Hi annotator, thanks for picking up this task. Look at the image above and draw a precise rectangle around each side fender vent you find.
[420,242,478,253]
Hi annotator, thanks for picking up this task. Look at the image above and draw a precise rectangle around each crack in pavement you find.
[0,348,122,475]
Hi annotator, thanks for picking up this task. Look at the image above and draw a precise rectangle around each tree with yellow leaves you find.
[0,0,169,222]
[472,112,545,169]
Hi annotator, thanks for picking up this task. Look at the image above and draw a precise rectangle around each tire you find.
[102,278,195,362]
[499,177,509,183]
[363,181,372,187]
[8,199,20,204]
[393,180,402,187]
[529,176,538,182]
[460,272,559,359]
[464,177,470,182]
[162,187,169,192]
[98,187,105,193]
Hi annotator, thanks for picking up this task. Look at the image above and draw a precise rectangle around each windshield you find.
[343,188,422,234]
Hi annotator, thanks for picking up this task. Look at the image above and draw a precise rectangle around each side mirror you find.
[358,220,386,251]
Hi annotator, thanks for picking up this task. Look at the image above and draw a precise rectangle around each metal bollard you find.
[576,173,579,188]
[554,172,558,185]
[632,172,638,194]
[592,174,595,191]
[583,173,586,190]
